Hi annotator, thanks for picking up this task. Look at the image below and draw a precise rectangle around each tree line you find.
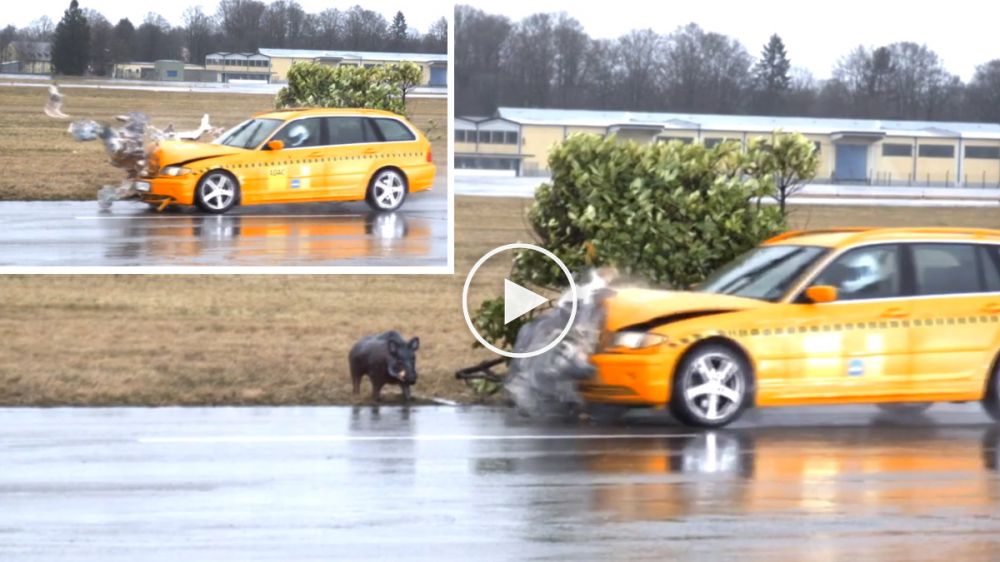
[456,5,1000,124]
[1,0,448,76]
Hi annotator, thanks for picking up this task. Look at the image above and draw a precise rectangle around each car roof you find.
[252,107,404,120]
[765,227,1000,248]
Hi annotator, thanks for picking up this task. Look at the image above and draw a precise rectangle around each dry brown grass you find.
[2,196,1000,405]
[0,85,446,201]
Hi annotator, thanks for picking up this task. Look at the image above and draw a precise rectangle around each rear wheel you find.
[365,169,407,212]
[669,344,751,428]
[195,171,239,214]
[982,359,1000,422]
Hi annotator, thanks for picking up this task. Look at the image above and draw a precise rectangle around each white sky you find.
[477,0,1000,81]
[5,0,450,35]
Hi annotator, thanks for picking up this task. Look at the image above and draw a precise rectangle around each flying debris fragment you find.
[53,96,223,209]
[44,83,69,119]
[504,270,617,418]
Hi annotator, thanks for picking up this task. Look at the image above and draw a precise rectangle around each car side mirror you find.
[805,285,838,304]
[266,140,284,151]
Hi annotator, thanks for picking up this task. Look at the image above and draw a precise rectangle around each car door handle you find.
[363,148,377,154]
[982,303,1000,314]
[306,152,324,159]
[880,307,909,319]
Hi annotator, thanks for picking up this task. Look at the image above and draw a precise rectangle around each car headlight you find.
[160,166,193,177]
[610,330,667,350]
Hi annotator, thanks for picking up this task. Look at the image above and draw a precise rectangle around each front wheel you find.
[195,171,239,214]
[669,344,751,428]
[365,169,407,212]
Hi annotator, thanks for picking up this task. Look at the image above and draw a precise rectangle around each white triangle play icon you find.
[504,279,549,325]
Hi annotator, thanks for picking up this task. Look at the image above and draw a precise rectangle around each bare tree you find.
[216,0,265,52]
[183,7,216,64]
[966,60,1000,123]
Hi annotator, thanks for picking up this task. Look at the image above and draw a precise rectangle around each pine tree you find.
[753,34,791,113]
[391,11,407,49]
[52,0,90,75]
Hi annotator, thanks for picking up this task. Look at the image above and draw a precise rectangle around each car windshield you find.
[696,245,829,302]
[214,118,283,149]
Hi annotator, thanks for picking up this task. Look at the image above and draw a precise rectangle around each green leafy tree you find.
[745,132,820,215]
[472,134,790,350]
[275,61,423,115]
[52,0,90,75]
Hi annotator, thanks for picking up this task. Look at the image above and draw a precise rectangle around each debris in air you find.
[44,83,224,209]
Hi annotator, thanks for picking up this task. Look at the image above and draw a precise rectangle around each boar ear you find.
[387,339,399,355]
[409,337,420,351]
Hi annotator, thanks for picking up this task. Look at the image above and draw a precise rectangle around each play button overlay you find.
[504,279,549,324]
[462,243,578,359]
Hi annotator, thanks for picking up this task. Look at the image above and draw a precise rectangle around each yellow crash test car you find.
[139,108,435,213]
[584,228,1000,427]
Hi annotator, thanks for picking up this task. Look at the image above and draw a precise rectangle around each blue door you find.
[429,67,447,87]
[835,144,868,182]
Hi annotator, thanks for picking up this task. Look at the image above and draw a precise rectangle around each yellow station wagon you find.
[585,228,1000,427]
[139,108,435,213]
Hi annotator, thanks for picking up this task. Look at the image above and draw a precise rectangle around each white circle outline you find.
[462,243,578,359]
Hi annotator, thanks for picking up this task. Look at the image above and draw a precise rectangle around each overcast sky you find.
[5,0,451,35]
[475,0,998,81]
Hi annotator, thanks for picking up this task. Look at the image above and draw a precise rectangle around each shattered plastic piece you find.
[44,83,69,119]
[505,270,616,417]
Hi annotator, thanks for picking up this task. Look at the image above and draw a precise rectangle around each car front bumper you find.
[140,176,198,206]
[581,350,680,406]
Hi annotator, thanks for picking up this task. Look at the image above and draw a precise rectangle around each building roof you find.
[258,48,447,63]
[495,107,1000,140]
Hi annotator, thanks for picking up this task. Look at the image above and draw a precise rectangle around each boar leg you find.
[401,384,412,402]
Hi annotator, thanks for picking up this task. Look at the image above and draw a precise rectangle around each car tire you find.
[982,357,1000,422]
[365,168,408,212]
[669,343,751,428]
[876,402,933,414]
[195,171,239,214]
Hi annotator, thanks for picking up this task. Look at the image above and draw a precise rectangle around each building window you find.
[165,70,178,78]
[813,141,822,154]
[882,143,913,157]
[491,131,506,144]
[659,136,693,145]
[455,130,466,143]
[918,144,955,158]
[478,131,491,144]
[966,146,1000,160]
[505,131,518,145]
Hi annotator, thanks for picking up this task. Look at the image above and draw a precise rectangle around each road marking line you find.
[139,433,699,444]
[74,214,366,220]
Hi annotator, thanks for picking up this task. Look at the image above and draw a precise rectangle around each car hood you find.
[604,287,767,332]
[154,140,247,168]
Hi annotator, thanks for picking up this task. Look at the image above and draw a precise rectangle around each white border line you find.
[139,433,699,444]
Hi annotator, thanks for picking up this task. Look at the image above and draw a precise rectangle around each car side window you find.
[325,117,377,145]
[980,245,1000,292]
[373,118,416,142]
[270,117,322,148]
[912,243,982,295]
[811,244,902,301]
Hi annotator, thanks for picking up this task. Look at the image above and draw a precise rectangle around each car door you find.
[908,243,1000,397]
[256,117,328,203]
[324,116,381,199]
[787,243,913,399]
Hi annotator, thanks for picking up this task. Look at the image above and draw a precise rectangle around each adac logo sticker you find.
[848,358,864,377]
[290,178,301,189]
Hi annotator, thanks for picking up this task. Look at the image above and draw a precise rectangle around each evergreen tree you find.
[390,11,407,49]
[752,34,791,113]
[52,0,90,75]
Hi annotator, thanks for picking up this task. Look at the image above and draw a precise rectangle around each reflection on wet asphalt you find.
[2,404,1000,560]
[0,183,446,266]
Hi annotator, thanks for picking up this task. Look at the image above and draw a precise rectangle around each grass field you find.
[1,199,1000,406]
[0,85,447,201]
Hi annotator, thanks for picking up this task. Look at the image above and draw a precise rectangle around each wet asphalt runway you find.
[3,404,1000,561]
[0,180,447,267]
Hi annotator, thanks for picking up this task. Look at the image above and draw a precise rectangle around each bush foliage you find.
[473,133,817,351]
[275,61,423,114]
